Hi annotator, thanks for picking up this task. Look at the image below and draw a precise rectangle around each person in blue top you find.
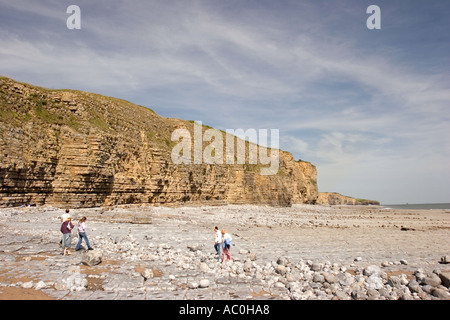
[221,230,232,262]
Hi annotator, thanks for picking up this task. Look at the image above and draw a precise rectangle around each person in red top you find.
[61,214,74,256]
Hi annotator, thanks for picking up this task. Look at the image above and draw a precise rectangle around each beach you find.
[0,204,449,300]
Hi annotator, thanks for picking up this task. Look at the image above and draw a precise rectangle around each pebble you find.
[141,269,154,280]
[189,282,199,289]
[199,279,210,288]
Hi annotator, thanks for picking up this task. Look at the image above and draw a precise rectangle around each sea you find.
[381,203,450,210]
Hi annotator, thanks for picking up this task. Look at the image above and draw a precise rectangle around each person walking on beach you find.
[214,226,222,260]
[221,230,232,263]
[60,215,74,256]
[59,209,71,247]
[61,209,71,223]
[75,217,93,251]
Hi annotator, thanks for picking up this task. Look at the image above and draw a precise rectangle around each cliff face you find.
[0,77,318,208]
[316,192,380,206]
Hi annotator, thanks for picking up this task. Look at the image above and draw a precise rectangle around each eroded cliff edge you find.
[317,192,380,206]
[0,77,318,208]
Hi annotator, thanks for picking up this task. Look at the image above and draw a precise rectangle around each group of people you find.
[60,209,233,262]
[60,209,93,255]
[214,226,233,262]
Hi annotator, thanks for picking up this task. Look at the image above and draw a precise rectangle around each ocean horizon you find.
[381,203,450,210]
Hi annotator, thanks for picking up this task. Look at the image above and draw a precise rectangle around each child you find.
[75,217,93,251]
[221,230,232,262]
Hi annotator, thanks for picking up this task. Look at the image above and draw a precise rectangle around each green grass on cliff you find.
[0,77,308,169]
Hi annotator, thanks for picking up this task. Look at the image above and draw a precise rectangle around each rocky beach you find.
[0,204,449,301]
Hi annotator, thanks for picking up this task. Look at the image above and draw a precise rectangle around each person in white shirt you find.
[214,226,222,260]
[60,209,71,223]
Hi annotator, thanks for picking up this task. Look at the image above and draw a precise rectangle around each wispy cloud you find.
[0,0,449,203]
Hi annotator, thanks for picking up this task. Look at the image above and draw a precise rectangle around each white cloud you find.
[280,135,309,158]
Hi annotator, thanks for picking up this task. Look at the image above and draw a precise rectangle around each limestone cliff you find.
[316,192,380,206]
[0,77,318,208]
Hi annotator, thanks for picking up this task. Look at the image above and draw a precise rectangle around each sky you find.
[0,0,449,204]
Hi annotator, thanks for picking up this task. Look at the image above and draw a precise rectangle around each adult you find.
[61,215,74,256]
[214,226,222,260]
[59,209,71,247]
[60,209,70,224]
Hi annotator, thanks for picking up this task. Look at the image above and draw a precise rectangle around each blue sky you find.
[0,0,449,204]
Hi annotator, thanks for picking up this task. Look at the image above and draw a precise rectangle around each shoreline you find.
[380,203,450,210]
[0,204,449,300]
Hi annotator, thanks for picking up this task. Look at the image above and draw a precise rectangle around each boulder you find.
[334,290,351,300]
[311,263,322,271]
[387,276,404,289]
[275,264,287,275]
[422,273,442,287]
[407,279,421,293]
[81,250,102,266]
[286,271,301,283]
[337,272,355,286]
[431,288,450,300]
[324,273,338,284]
[367,289,381,300]
[414,269,427,282]
[243,260,253,273]
[187,244,201,252]
[276,257,289,266]
[351,290,368,300]
[366,274,384,290]
[312,273,325,283]
[363,265,381,277]
[439,271,450,288]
